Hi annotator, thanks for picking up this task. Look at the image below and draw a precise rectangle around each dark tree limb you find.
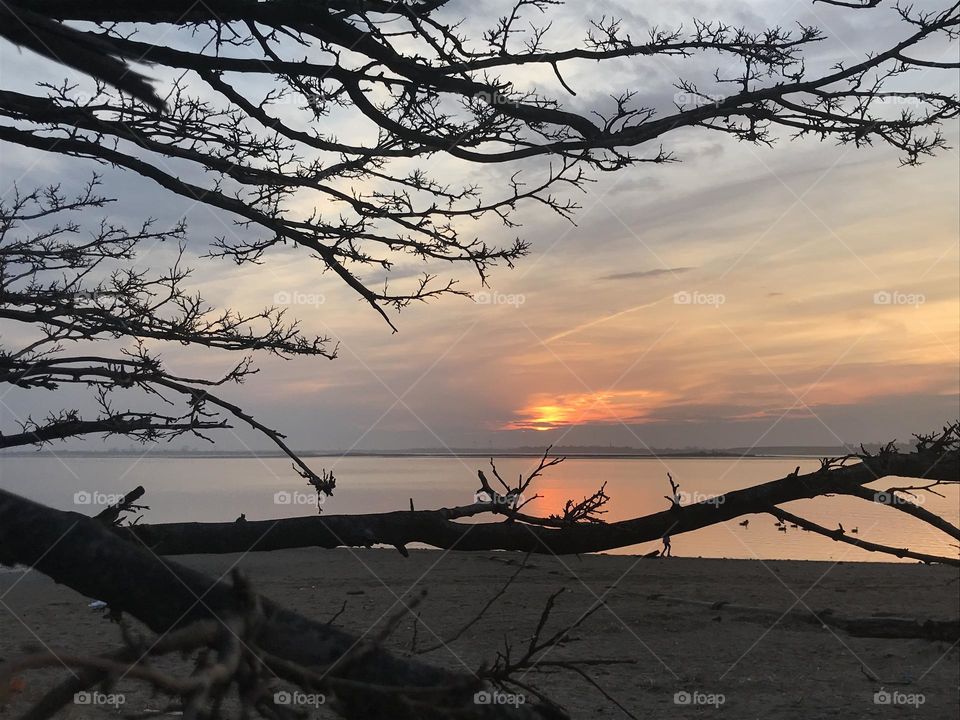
[0,3,164,109]
[0,489,558,720]
[94,485,147,526]
[838,484,960,541]
[106,442,958,559]
[767,507,958,566]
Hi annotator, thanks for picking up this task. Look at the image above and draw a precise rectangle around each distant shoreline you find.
[3,437,896,460]
[4,448,863,460]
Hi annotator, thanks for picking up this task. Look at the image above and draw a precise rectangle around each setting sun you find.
[505,390,676,431]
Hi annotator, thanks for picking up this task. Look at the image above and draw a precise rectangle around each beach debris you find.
[651,595,960,641]
[325,600,348,626]
[488,555,535,567]
[89,600,108,611]
[7,676,25,694]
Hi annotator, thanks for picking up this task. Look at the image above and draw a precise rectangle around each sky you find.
[0,0,958,453]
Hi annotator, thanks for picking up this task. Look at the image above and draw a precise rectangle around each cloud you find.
[600,267,695,281]
[543,297,668,343]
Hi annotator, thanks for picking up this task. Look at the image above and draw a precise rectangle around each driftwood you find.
[109,442,958,562]
[646,595,959,642]
[0,491,560,720]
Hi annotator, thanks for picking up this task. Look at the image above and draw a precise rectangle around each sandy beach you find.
[1,549,957,719]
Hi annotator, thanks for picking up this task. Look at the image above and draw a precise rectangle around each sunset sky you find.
[1,0,958,453]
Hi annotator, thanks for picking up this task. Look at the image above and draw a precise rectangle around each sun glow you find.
[504,390,675,431]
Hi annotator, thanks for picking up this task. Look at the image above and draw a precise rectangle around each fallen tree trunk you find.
[118,448,958,559]
[0,489,558,720]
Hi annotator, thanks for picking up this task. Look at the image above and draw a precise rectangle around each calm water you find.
[2,455,956,562]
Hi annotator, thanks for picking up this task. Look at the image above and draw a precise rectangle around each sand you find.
[1,549,958,719]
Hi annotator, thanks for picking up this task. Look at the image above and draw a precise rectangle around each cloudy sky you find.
[1,0,958,453]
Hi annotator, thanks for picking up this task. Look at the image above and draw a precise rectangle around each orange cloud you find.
[503,389,675,431]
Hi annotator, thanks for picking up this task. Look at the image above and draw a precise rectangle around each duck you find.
[851,527,859,534]
[777,525,787,533]
[739,519,749,527]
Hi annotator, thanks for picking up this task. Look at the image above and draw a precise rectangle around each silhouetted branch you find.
[767,506,958,565]
[0,182,336,488]
[0,0,955,325]
[102,425,959,560]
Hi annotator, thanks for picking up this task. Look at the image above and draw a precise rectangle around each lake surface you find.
[2,455,956,562]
